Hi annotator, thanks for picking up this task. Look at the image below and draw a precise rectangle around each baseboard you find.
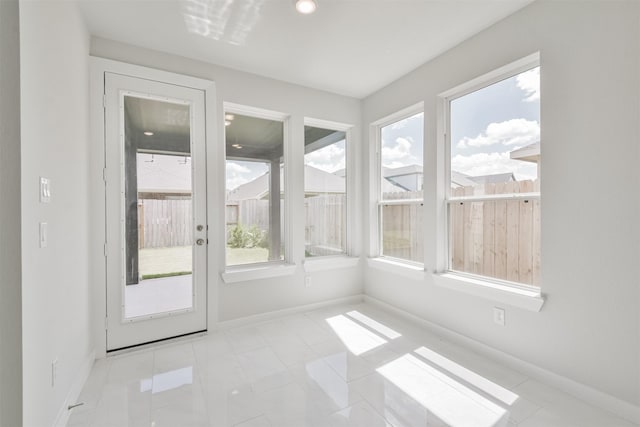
[364,295,640,425]
[217,294,365,330]
[53,349,95,427]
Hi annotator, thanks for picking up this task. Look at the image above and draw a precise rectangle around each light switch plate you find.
[40,177,51,203]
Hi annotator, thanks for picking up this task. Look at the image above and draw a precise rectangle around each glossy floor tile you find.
[68,302,636,427]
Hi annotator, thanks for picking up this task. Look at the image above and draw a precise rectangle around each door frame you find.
[90,57,218,357]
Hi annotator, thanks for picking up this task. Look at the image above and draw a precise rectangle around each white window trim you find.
[222,102,293,277]
[432,272,544,312]
[303,117,356,260]
[368,257,426,280]
[370,102,425,267]
[435,53,544,309]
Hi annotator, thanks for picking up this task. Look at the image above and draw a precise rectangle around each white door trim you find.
[90,57,218,357]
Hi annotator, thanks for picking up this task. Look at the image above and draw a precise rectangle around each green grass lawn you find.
[226,247,269,265]
[139,246,270,278]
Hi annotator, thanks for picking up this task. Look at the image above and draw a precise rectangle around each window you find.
[446,63,540,287]
[225,112,285,266]
[304,125,347,257]
[378,110,424,264]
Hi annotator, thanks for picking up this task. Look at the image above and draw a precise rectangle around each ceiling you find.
[123,97,345,160]
[78,0,533,98]
[125,96,191,154]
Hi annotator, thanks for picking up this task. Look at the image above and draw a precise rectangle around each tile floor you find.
[68,302,636,427]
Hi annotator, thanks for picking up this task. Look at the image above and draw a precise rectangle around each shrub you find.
[228,224,248,248]
[228,224,266,249]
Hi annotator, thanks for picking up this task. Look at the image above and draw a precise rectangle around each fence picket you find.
[137,180,540,286]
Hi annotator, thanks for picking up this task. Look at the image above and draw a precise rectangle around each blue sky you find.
[451,66,540,180]
[381,112,424,169]
[379,66,540,181]
[226,66,540,191]
[227,139,346,191]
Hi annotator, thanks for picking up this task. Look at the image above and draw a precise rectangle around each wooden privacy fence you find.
[450,180,540,286]
[138,180,540,286]
[305,194,346,256]
[138,199,193,248]
[381,191,424,263]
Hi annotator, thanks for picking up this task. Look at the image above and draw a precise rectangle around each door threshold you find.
[107,330,207,356]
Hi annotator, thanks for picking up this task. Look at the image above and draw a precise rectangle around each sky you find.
[378,67,540,182]
[226,66,540,191]
[451,66,540,180]
[226,139,347,191]
[381,112,424,169]
[226,159,268,191]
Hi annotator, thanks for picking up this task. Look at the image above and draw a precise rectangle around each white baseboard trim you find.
[217,294,365,330]
[364,295,640,425]
[53,349,95,427]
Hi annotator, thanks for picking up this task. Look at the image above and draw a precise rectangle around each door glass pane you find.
[225,113,285,266]
[123,95,194,318]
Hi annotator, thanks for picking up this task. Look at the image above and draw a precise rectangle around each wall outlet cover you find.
[493,307,506,326]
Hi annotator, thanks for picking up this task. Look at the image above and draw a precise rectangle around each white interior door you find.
[105,73,207,351]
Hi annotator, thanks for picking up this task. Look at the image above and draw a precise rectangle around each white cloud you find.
[452,152,537,181]
[382,137,417,167]
[226,161,261,190]
[304,143,345,173]
[516,67,540,102]
[226,161,251,174]
[226,176,251,190]
[457,119,539,149]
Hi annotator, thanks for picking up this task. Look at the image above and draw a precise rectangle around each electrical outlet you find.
[39,222,48,248]
[304,276,311,287]
[493,307,506,326]
[51,359,58,388]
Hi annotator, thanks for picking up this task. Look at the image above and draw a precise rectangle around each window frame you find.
[303,117,354,260]
[371,103,425,267]
[222,102,292,272]
[438,53,541,293]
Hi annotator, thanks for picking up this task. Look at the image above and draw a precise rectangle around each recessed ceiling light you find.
[143,131,154,136]
[225,114,235,121]
[232,144,243,149]
[295,0,317,14]
[225,120,231,126]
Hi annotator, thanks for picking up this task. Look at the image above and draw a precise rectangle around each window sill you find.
[367,257,426,280]
[221,263,297,284]
[304,256,360,273]
[432,272,544,312]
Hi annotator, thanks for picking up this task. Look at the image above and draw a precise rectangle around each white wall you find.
[362,1,640,406]
[19,1,92,425]
[0,0,23,425]
[89,39,363,331]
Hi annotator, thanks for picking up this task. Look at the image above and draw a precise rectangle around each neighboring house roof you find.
[451,171,516,187]
[382,178,405,193]
[137,153,191,193]
[468,172,516,185]
[381,164,422,192]
[227,165,346,201]
[451,171,477,187]
[382,164,422,178]
[510,141,540,163]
